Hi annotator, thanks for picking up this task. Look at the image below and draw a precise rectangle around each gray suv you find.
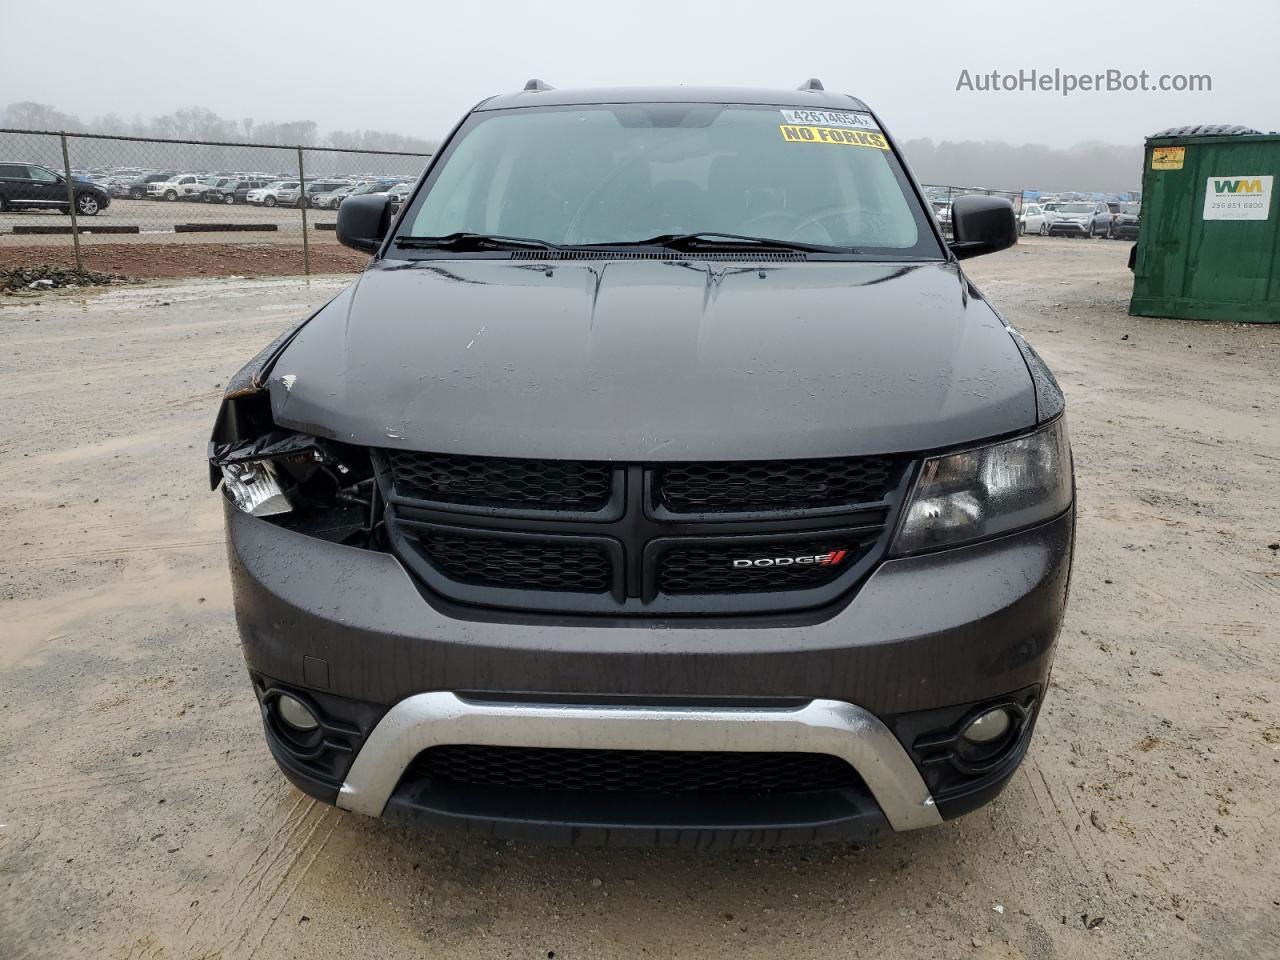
[210,81,1074,847]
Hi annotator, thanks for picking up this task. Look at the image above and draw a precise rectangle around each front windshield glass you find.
[1060,203,1094,213]
[400,103,939,256]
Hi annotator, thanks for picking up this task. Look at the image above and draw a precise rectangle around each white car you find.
[1019,203,1051,236]
[245,181,300,207]
[146,174,204,201]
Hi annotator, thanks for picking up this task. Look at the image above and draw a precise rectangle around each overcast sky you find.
[5,0,1277,148]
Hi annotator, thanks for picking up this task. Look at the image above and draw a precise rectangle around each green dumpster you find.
[1130,124,1280,323]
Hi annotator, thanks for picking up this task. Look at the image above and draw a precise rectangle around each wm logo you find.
[1213,178,1265,194]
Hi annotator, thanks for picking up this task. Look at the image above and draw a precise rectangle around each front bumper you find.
[1048,221,1089,236]
[228,501,1072,843]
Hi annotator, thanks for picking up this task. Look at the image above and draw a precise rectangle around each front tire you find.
[224,193,236,204]
[1039,223,1048,236]
[164,189,178,201]
[75,193,101,216]
[264,196,277,207]
[130,187,144,199]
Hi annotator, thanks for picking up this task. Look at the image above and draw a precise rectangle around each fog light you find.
[961,707,1012,745]
[276,693,319,732]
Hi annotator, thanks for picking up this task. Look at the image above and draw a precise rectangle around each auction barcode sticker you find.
[780,109,879,131]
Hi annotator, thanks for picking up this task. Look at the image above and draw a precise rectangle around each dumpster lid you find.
[1149,123,1262,138]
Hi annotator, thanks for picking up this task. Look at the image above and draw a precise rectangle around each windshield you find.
[1060,203,1094,213]
[1120,202,1140,214]
[398,104,939,256]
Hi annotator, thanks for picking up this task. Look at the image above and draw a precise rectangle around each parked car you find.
[311,184,358,210]
[119,172,177,199]
[210,81,1072,848]
[245,181,300,207]
[192,177,237,202]
[147,174,206,201]
[1046,201,1112,238]
[297,180,353,208]
[931,199,952,235]
[0,161,111,215]
[1019,202,1050,236]
[1109,202,1140,240]
[271,179,350,208]
[338,180,400,207]
[206,179,270,204]
[387,181,413,214]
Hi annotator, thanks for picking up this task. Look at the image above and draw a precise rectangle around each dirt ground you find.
[0,241,368,278]
[1,238,1277,960]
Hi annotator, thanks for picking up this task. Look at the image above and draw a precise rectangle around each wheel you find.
[224,193,236,204]
[131,187,144,200]
[1018,221,1026,236]
[164,189,177,201]
[75,193,101,216]
[1039,223,1048,236]
[264,196,276,207]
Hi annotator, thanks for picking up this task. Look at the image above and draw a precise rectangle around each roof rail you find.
[797,78,825,91]
[523,78,554,92]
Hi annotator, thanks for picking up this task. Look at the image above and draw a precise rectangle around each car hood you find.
[268,258,1037,460]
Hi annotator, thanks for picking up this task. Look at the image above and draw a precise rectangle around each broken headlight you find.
[210,414,377,546]
[213,429,369,514]
[222,458,292,516]
[893,418,1072,555]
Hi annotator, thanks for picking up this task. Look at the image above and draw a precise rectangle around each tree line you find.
[3,100,1142,192]
[1,101,437,154]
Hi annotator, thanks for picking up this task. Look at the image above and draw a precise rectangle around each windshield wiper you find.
[578,232,853,254]
[395,232,562,252]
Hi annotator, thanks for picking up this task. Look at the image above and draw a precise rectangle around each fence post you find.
[58,132,84,273]
[297,145,310,277]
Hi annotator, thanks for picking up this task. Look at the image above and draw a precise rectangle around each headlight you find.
[893,418,1071,555]
[221,459,291,516]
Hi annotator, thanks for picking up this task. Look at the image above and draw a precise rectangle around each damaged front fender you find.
[209,286,356,488]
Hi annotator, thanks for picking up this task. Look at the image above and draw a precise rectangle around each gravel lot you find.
[1,237,1278,959]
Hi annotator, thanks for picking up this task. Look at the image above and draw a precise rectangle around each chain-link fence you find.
[0,128,430,276]
[920,183,1024,238]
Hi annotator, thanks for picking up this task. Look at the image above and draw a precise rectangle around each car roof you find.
[476,84,872,113]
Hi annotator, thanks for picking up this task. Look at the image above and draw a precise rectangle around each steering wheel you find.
[563,152,661,243]
[782,203,878,244]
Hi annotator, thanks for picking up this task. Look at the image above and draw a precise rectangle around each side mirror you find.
[948,195,1018,259]
[337,194,392,254]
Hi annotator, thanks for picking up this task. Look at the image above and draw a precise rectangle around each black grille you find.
[411,745,860,794]
[387,450,612,510]
[657,457,899,513]
[419,534,611,592]
[659,539,858,594]
[380,449,907,616]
